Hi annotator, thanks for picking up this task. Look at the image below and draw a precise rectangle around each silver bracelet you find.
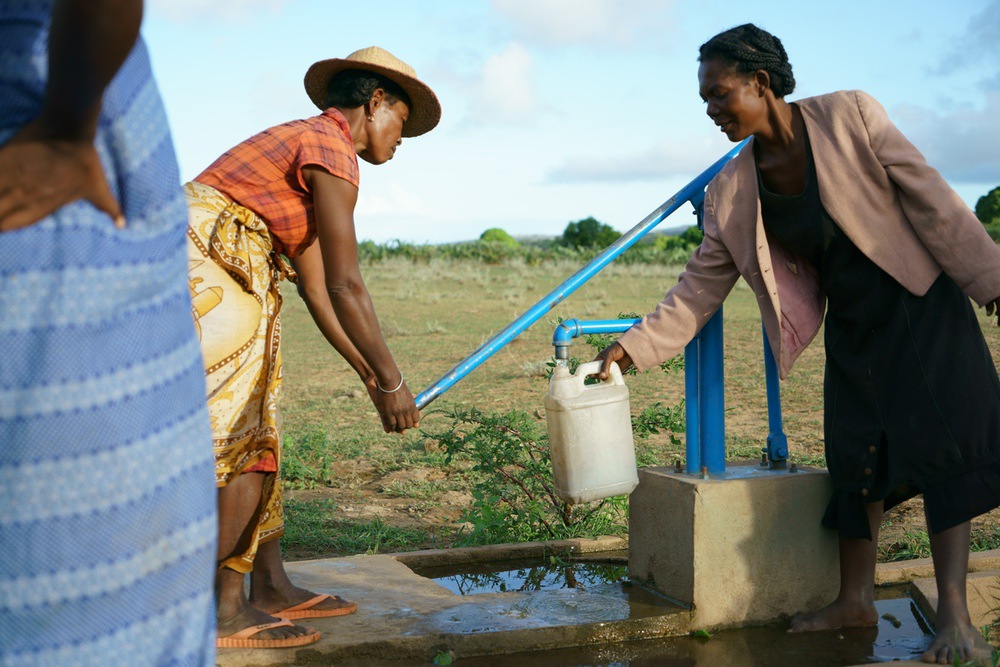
[378,375,405,393]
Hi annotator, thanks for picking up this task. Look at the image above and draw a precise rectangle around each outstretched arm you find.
[304,165,420,433]
[0,0,142,231]
[611,206,740,373]
[290,239,390,431]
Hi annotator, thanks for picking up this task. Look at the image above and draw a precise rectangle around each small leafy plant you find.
[431,405,629,545]
[282,431,333,490]
[424,317,685,546]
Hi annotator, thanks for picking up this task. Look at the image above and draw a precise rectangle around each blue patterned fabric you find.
[0,2,218,665]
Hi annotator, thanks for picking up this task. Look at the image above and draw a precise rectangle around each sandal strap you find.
[279,593,335,614]
[224,619,293,640]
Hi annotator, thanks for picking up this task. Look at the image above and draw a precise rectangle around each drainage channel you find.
[448,593,931,667]
[404,555,933,666]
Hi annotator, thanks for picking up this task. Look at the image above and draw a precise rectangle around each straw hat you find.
[304,46,441,137]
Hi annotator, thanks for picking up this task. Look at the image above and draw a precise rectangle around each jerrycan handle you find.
[573,360,625,387]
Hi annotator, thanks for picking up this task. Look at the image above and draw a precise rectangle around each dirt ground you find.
[277,258,1000,562]
[282,466,999,561]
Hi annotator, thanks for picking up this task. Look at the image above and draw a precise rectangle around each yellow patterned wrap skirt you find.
[185,181,296,573]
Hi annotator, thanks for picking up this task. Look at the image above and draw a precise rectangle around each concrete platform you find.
[215,537,692,666]
[629,463,839,629]
[214,540,1000,666]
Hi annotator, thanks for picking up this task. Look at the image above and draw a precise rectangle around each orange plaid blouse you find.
[195,108,359,259]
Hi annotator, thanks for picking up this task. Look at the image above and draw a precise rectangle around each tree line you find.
[358,186,1000,266]
[358,216,703,265]
[977,186,1000,241]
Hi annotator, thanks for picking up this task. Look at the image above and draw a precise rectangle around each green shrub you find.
[983,222,1000,243]
[560,217,621,248]
[479,227,520,248]
[429,406,626,544]
[976,186,1000,226]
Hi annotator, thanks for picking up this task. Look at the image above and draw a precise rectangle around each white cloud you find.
[491,0,677,47]
[356,183,428,219]
[467,42,536,123]
[146,0,290,22]
[893,92,1000,184]
[965,0,1000,57]
[938,0,1000,74]
[547,134,733,184]
[548,89,1000,188]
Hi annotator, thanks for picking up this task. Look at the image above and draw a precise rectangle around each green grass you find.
[282,431,335,490]
[879,526,1000,563]
[273,256,1000,557]
[972,527,1000,553]
[281,498,448,560]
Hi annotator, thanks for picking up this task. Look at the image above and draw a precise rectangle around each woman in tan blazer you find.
[599,24,1000,665]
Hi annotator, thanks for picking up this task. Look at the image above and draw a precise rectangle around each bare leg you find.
[789,500,882,632]
[249,538,356,615]
[920,520,982,664]
[216,472,314,640]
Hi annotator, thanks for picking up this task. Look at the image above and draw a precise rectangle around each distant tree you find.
[653,225,703,253]
[653,234,685,252]
[679,225,704,245]
[975,186,1000,225]
[479,227,520,248]
[560,217,620,248]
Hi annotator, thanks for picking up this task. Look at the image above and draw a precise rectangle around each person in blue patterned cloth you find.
[0,1,217,665]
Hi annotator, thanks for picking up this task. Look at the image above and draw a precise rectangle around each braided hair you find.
[325,69,411,110]
[698,24,795,98]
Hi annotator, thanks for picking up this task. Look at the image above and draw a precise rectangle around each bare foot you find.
[249,539,357,618]
[217,598,317,642]
[788,598,878,633]
[250,581,356,618]
[920,615,985,664]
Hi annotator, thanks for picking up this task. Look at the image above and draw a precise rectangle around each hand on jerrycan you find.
[595,342,634,380]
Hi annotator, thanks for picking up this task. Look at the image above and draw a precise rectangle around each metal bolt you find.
[760,451,768,467]
[674,459,683,474]
[789,463,798,473]
[700,466,708,479]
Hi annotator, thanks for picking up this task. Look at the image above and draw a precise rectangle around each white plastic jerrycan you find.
[545,360,638,504]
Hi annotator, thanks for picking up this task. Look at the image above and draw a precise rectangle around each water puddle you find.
[412,555,629,596]
[442,596,930,666]
[407,556,934,665]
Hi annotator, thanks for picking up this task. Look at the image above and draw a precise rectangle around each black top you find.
[757,132,1000,539]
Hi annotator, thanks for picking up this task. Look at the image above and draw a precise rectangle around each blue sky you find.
[142,0,1000,244]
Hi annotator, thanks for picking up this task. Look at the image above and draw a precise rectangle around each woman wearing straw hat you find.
[185,46,440,648]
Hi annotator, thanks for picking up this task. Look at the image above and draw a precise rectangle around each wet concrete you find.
[214,543,1000,666]
[215,538,690,666]
[444,596,931,667]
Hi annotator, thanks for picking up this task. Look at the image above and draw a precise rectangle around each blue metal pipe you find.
[552,318,640,362]
[685,338,701,474]
[762,324,789,468]
[414,139,750,409]
[699,309,726,474]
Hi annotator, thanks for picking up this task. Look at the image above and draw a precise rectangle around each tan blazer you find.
[619,90,1000,379]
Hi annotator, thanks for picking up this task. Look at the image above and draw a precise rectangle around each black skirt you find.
[758,140,1000,539]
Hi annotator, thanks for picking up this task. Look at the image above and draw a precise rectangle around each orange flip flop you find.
[216,619,321,649]
[274,593,358,619]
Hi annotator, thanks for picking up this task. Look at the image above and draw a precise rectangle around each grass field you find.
[275,256,1000,561]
